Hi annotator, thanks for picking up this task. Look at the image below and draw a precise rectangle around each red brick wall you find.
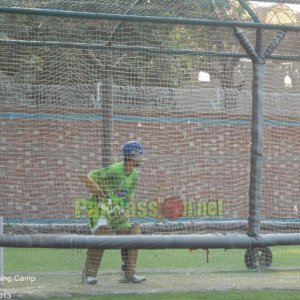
[1,106,299,220]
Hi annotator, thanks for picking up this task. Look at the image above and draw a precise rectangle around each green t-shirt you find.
[86,161,138,230]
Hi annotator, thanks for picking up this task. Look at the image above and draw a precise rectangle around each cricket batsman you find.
[81,141,146,284]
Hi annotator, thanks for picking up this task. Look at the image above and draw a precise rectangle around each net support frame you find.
[102,48,114,167]
[234,27,287,237]
[1,5,300,31]
[0,4,299,250]
[248,28,265,237]
[0,217,3,287]
[0,233,300,249]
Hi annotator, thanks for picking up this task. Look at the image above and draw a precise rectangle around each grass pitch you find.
[48,290,300,300]
[2,246,300,298]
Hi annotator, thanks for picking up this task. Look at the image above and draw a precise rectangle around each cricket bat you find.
[79,174,127,219]
[79,174,110,212]
[79,175,105,197]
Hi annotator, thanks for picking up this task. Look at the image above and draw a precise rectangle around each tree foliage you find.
[0,0,249,90]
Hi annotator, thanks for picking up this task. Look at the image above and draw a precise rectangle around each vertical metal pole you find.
[248,29,264,237]
[0,217,3,287]
[102,47,113,167]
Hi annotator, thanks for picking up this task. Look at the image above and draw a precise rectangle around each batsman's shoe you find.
[119,274,146,283]
[82,275,98,285]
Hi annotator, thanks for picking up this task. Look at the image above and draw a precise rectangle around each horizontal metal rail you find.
[0,233,300,249]
[1,6,300,31]
[1,39,300,61]
[251,0,299,4]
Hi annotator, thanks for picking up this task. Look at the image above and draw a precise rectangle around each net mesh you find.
[1,0,300,296]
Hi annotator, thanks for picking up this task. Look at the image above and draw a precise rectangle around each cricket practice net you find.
[1,0,300,297]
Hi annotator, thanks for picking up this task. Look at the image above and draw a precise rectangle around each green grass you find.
[3,246,300,299]
[3,248,250,272]
[5,246,300,272]
[41,290,300,300]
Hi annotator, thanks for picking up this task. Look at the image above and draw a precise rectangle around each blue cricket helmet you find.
[122,141,144,157]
